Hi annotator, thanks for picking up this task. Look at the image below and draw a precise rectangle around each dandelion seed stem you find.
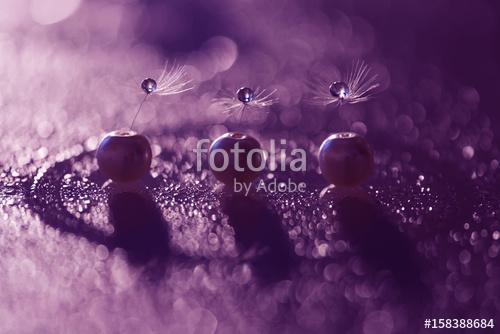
[239,104,247,123]
[337,99,343,110]
[130,94,149,131]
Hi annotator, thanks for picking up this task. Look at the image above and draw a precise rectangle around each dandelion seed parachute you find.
[131,61,194,130]
[211,87,279,120]
[151,61,194,96]
[310,60,380,106]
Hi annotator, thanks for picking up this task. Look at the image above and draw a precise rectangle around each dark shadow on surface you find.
[27,152,172,281]
[335,194,431,309]
[27,153,109,245]
[221,192,297,285]
[108,191,171,265]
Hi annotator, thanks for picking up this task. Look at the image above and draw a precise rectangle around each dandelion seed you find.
[148,61,194,96]
[131,61,194,130]
[310,60,380,106]
[212,86,278,122]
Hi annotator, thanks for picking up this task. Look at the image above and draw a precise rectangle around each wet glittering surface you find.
[1,0,500,333]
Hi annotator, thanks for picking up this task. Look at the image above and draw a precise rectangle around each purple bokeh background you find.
[139,0,500,130]
[0,0,499,333]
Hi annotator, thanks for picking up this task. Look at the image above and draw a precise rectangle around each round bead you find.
[319,132,373,186]
[209,132,263,186]
[96,130,152,182]
[141,78,157,94]
[329,81,349,100]
[237,87,255,104]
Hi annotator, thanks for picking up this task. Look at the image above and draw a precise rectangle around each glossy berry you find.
[141,78,157,94]
[329,81,349,100]
[209,132,263,186]
[96,130,152,183]
[319,132,373,186]
[237,87,255,104]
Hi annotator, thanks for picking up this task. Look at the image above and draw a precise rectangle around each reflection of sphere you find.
[319,132,373,186]
[329,81,349,100]
[237,87,255,104]
[141,78,157,94]
[97,130,152,182]
[209,132,263,186]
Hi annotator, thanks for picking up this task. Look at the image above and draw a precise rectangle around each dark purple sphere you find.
[209,132,263,186]
[319,132,374,186]
[96,130,152,182]
[236,87,255,104]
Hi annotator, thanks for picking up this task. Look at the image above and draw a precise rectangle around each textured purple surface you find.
[0,0,499,333]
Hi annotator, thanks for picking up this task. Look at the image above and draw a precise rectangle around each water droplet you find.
[236,87,254,103]
[141,78,157,94]
[329,81,349,100]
